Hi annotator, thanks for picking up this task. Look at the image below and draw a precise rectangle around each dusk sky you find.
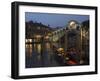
[25,12,89,28]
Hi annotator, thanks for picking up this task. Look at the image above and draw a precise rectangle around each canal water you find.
[25,42,61,68]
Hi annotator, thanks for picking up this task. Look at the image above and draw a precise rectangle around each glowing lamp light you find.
[29,39,32,42]
[69,21,77,29]
[70,21,76,26]
[57,48,64,52]
[36,35,41,38]
[45,36,49,39]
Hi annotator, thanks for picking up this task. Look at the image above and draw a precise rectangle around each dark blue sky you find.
[25,12,89,28]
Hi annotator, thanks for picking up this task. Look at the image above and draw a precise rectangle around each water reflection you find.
[25,44,32,57]
[25,42,60,68]
[33,44,41,54]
